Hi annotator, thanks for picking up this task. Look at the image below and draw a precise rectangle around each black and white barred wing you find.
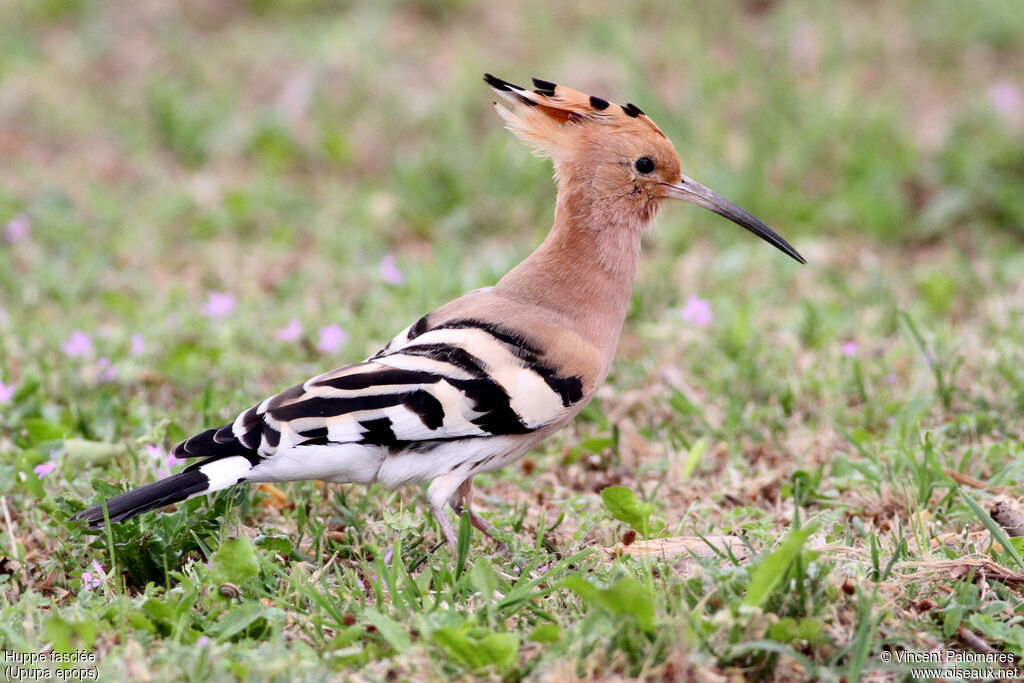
[173,319,586,468]
[72,317,588,527]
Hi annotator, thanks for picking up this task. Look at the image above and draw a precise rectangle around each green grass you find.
[3,0,1024,680]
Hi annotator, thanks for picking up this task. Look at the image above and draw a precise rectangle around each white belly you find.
[243,432,548,490]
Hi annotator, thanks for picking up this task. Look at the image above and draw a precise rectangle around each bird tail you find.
[70,455,254,528]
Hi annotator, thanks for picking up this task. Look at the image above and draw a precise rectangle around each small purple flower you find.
[378,253,405,286]
[275,318,302,342]
[130,334,146,357]
[97,357,117,383]
[884,372,898,386]
[3,213,30,243]
[0,380,14,403]
[34,461,56,479]
[355,576,366,590]
[63,331,94,358]
[81,571,102,590]
[197,636,210,647]
[841,342,857,357]
[383,550,393,567]
[317,324,349,354]
[988,80,1023,121]
[789,22,821,73]
[201,292,236,319]
[150,444,183,478]
[680,295,713,328]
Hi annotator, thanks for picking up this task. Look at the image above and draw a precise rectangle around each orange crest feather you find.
[484,74,666,160]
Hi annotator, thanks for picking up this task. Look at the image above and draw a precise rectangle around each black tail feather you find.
[70,469,210,528]
[171,424,262,465]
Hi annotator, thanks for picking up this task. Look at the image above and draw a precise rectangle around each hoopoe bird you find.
[73,74,805,552]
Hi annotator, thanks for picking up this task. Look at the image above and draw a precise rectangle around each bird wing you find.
[171,317,586,463]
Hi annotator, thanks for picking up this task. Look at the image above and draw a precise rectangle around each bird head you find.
[484,74,805,264]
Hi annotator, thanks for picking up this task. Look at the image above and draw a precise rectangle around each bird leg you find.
[427,474,465,554]
[427,475,506,554]
[427,495,460,554]
[451,478,507,553]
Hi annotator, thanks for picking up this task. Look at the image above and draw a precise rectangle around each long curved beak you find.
[662,176,806,264]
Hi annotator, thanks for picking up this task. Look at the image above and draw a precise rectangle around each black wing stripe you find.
[404,389,445,430]
[448,377,531,435]
[359,417,397,446]
[271,377,530,438]
[408,314,431,340]
[314,367,442,391]
[433,318,545,358]
[213,424,235,444]
[543,375,584,407]
[394,343,488,377]
[262,422,281,449]
[179,428,237,456]
[297,426,329,439]
[268,393,409,423]
[171,426,261,466]
[431,318,567,380]
[237,426,262,450]
[263,383,307,412]
[238,405,260,430]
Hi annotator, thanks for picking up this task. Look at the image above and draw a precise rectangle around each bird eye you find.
[634,156,655,174]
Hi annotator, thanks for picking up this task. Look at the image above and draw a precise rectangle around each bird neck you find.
[494,184,648,365]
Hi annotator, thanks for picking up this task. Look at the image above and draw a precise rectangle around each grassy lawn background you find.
[2,0,1024,680]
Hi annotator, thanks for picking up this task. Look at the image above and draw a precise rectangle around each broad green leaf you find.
[433,627,481,669]
[253,534,296,558]
[142,598,175,630]
[562,575,654,632]
[600,486,653,536]
[363,608,411,653]
[432,622,518,671]
[968,614,1024,656]
[208,602,271,640]
[470,558,499,603]
[743,523,818,608]
[24,419,67,444]
[578,436,614,453]
[44,615,96,653]
[210,537,260,586]
[476,633,518,670]
[125,611,157,634]
[768,617,825,644]
[528,623,561,643]
[943,603,964,639]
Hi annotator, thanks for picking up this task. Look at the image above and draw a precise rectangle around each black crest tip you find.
[483,73,517,92]
[589,95,610,110]
[531,78,557,96]
[622,102,645,118]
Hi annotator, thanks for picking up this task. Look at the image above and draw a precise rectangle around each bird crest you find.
[484,74,667,161]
